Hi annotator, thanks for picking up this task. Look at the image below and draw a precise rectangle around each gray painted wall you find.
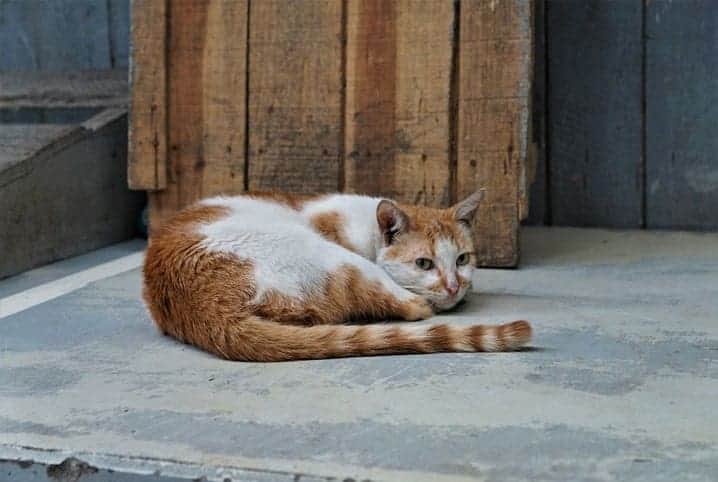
[1,0,716,230]
[0,0,128,70]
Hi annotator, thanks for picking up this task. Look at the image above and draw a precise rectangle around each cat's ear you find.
[452,189,485,225]
[376,200,410,245]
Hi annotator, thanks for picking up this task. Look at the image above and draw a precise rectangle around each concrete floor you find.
[1,227,717,482]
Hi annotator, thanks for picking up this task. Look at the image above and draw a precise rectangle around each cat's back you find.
[146,195,313,259]
[145,194,343,302]
[194,195,324,254]
[300,193,382,259]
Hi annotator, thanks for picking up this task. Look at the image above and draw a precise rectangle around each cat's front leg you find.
[350,256,434,322]
[400,295,434,321]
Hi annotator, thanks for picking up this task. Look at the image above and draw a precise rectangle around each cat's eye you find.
[456,253,471,266]
[415,258,434,270]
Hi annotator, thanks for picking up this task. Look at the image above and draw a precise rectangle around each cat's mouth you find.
[428,293,465,312]
[402,285,467,312]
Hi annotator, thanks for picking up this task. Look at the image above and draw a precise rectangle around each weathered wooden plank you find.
[247,0,343,194]
[526,0,547,225]
[345,0,396,199]
[148,0,206,228]
[457,0,532,267]
[0,110,144,279]
[547,1,642,228]
[646,0,718,230]
[518,0,538,224]
[344,0,454,207]
[149,0,248,230]
[109,0,130,68]
[128,0,167,191]
[199,0,248,199]
[0,0,111,71]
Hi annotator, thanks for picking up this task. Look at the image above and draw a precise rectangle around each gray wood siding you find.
[645,0,718,230]
[529,0,718,230]
[546,0,643,228]
[527,0,548,225]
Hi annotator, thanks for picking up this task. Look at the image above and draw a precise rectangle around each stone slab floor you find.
[1,228,716,482]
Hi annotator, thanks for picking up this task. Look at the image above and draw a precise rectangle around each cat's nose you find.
[445,279,459,297]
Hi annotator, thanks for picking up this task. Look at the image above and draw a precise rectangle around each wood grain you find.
[150,0,208,229]
[128,0,167,191]
[457,0,532,267]
[526,0,547,225]
[129,0,533,265]
[547,0,642,228]
[199,0,248,199]
[247,0,343,194]
[344,0,454,207]
[646,0,718,230]
[148,0,248,230]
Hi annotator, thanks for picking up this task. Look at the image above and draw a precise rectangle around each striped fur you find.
[181,317,532,362]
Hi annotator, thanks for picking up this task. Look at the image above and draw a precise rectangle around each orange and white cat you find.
[143,191,531,361]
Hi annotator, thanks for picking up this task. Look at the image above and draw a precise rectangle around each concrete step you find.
[0,70,143,279]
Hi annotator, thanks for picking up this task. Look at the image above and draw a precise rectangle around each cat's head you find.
[375,190,485,311]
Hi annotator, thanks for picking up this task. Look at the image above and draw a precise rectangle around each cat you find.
[142,190,531,361]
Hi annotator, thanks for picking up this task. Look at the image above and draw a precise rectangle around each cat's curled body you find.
[143,191,531,361]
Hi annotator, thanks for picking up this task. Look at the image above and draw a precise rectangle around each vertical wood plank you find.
[646,0,718,230]
[517,0,537,223]
[148,0,248,230]
[247,0,343,194]
[159,0,209,224]
[547,1,642,227]
[344,0,454,207]
[526,0,547,225]
[199,0,249,198]
[128,0,167,191]
[457,0,532,267]
[0,0,111,71]
[345,0,398,200]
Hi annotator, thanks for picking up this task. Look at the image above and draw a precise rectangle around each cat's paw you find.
[402,297,434,321]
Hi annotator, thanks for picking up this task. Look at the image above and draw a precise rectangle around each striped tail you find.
[199,316,532,362]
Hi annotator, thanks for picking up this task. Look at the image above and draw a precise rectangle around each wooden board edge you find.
[519,0,536,222]
[128,0,167,191]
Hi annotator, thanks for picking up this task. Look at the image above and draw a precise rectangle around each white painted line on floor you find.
[0,251,144,319]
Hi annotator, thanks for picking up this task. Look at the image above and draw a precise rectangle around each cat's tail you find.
[200,316,532,362]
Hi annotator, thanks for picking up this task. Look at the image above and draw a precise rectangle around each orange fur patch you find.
[309,211,358,253]
[246,191,319,210]
[381,204,474,263]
